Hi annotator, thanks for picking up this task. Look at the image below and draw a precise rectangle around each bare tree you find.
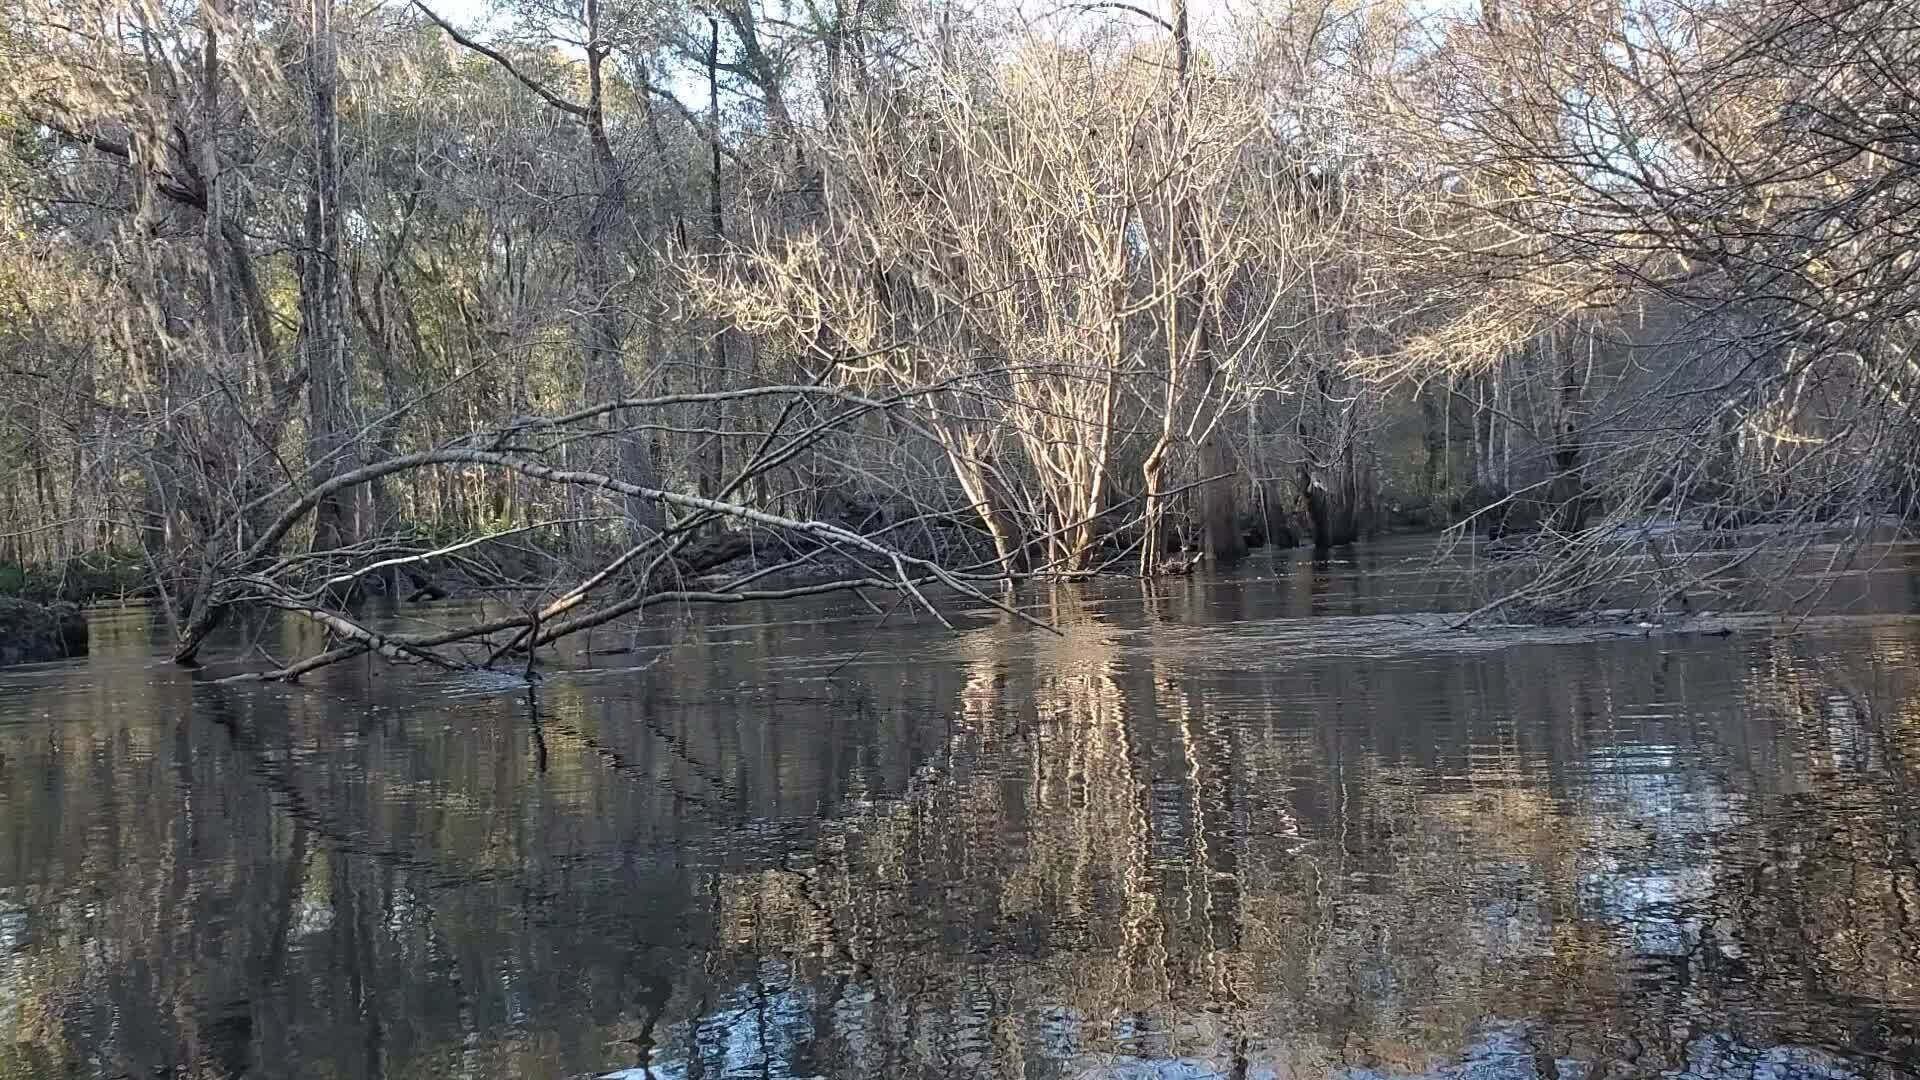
[414,0,667,539]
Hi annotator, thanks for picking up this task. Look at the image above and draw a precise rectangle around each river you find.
[3,537,1920,1079]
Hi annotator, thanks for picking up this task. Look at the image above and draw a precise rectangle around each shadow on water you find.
[2,538,1920,1077]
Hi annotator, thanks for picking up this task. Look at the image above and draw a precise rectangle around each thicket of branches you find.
[1,0,1915,674]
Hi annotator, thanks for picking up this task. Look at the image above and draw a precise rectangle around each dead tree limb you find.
[177,446,1048,668]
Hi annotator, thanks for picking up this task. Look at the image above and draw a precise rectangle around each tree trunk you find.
[1198,427,1244,563]
[703,16,728,499]
[943,433,1026,578]
[720,1,800,161]
[301,0,357,554]
[1470,372,1494,503]
[1546,354,1588,533]
[1169,0,1245,567]
[584,0,664,541]
[1300,465,1334,550]
[1344,434,1359,541]
[1297,364,1356,549]
[1420,381,1448,518]
[1140,430,1188,572]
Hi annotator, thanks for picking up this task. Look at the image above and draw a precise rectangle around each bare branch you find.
[411,2,589,118]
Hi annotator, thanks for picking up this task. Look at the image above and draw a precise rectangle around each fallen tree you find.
[178,383,1046,682]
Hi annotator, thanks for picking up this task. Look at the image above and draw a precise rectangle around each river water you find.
[4,538,1920,1079]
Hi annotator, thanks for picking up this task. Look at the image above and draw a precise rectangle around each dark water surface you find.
[6,540,1920,1079]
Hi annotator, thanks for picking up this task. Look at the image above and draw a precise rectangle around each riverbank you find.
[0,597,89,666]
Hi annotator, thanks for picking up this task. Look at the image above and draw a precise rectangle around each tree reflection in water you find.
[1,567,1919,1079]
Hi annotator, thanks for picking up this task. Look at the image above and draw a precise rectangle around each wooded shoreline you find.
[2,0,1915,676]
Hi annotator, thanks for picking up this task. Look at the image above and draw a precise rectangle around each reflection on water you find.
[3,541,1920,1079]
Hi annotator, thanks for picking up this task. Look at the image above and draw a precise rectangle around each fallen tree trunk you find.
[178,448,1038,673]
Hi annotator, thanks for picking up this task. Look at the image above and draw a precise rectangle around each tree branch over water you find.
[175,383,1054,678]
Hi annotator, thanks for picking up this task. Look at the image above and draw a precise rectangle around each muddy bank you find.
[0,598,89,667]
